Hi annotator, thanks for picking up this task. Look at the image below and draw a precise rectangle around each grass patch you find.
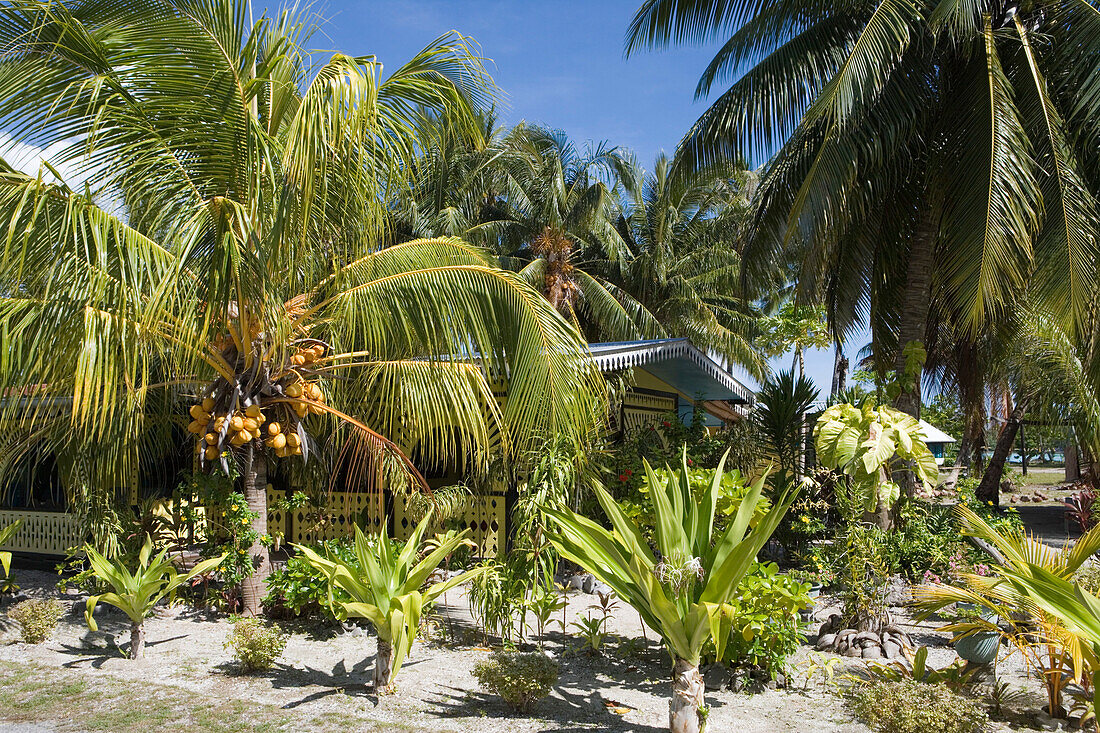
[0,660,407,732]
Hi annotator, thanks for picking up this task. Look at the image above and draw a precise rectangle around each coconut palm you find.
[0,1,606,614]
[486,124,663,342]
[613,153,766,376]
[626,0,1100,418]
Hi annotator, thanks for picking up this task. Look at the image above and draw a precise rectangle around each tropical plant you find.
[625,0,1100,423]
[755,369,819,485]
[848,679,988,733]
[859,646,975,692]
[544,449,798,733]
[814,402,939,527]
[612,153,765,374]
[295,514,486,693]
[84,536,225,659]
[8,598,63,644]
[525,583,566,648]
[225,616,288,673]
[914,505,1100,718]
[0,521,22,594]
[472,650,559,713]
[0,1,605,614]
[759,302,832,378]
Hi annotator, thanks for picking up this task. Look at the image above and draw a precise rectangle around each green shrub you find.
[849,680,988,733]
[263,539,357,618]
[9,598,64,644]
[709,562,810,678]
[472,650,559,712]
[225,617,287,672]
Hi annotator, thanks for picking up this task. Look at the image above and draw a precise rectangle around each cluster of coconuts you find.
[186,343,328,462]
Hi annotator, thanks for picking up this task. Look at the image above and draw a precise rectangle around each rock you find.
[816,633,837,651]
[861,646,883,659]
[883,639,903,659]
[590,581,613,596]
[703,665,729,691]
[81,630,113,650]
[581,574,597,594]
[883,576,912,606]
[842,644,862,657]
[728,669,751,693]
[1019,494,1031,502]
[565,574,588,591]
[854,631,880,645]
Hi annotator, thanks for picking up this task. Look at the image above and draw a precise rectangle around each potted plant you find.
[951,603,1000,664]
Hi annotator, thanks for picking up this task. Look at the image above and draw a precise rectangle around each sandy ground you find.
[0,568,1057,732]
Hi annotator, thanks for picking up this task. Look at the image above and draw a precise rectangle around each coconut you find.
[267,422,281,436]
[242,417,258,432]
[186,420,205,434]
[204,433,217,446]
[204,446,219,460]
[294,402,308,418]
[285,433,301,448]
[290,354,306,366]
[269,433,286,450]
[201,397,215,412]
[308,403,323,415]
[237,429,252,444]
[285,383,303,398]
[230,415,245,432]
[189,404,208,420]
[244,404,262,418]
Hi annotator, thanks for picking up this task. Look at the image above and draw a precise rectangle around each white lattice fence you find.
[0,510,81,555]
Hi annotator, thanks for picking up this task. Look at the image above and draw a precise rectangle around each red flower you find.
[619,474,628,482]
[625,469,633,476]
[661,420,671,428]
[687,459,694,466]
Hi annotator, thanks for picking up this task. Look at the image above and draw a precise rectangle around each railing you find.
[267,487,507,558]
[0,509,81,555]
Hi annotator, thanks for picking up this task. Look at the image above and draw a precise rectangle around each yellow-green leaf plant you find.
[813,402,939,525]
[543,449,798,733]
[0,520,22,592]
[295,515,486,693]
[914,506,1100,719]
[84,536,225,659]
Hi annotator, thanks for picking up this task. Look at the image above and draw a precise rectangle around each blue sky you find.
[312,0,850,392]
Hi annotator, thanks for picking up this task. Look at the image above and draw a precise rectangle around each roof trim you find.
[919,419,956,444]
[588,338,754,405]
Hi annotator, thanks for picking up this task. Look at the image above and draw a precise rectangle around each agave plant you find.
[544,449,797,733]
[84,536,225,659]
[913,505,1100,718]
[296,516,485,693]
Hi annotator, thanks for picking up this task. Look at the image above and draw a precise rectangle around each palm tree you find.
[626,0,1100,419]
[0,1,606,614]
[614,153,766,376]
[485,125,663,342]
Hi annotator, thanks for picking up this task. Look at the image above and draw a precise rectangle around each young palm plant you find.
[0,2,605,614]
[84,536,225,659]
[296,517,485,693]
[913,505,1100,718]
[544,450,798,733]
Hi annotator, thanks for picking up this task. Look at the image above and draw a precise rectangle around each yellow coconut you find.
[269,433,287,450]
[285,383,303,398]
[308,403,323,415]
[204,446,219,460]
[242,417,258,432]
[187,420,204,434]
[244,404,262,418]
[238,429,253,444]
[290,354,306,366]
[285,433,301,448]
[267,422,281,436]
[201,397,215,412]
[189,404,208,420]
[230,415,245,432]
[204,433,217,446]
[294,402,308,419]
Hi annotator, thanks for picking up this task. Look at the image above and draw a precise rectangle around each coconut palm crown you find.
[0,1,606,613]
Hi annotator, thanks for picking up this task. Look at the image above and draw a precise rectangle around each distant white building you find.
[919,420,957,465]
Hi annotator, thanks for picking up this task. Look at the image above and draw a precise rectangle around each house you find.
[0,339,756,558]
[919,420,957,466]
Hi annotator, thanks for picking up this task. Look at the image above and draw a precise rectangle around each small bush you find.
[849,680,988,733]
[225,617,287,672]
[9,598,64,644]
[473,650,559,712]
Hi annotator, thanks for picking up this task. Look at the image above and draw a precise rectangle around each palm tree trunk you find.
[977,400,1027,507]
[669,658,705,733]
[830,343,848,399]
[129,620,145,660]
[240,442,270,616]
[374,637,394,693]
